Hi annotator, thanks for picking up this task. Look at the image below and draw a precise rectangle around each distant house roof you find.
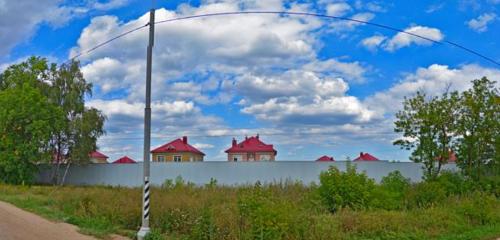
[225,135,277,155]
[353,152,379,161]
[112,156,136,164]
[89,151,108,159]
[316,155,335,161]
[151,136,205,155]
[437,150,457,163]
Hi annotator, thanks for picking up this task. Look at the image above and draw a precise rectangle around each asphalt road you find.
[0,200,98,240]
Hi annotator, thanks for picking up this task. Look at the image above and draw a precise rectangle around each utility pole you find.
[137,4,155,240]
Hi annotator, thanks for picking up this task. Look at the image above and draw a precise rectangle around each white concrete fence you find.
[36,161,458,187]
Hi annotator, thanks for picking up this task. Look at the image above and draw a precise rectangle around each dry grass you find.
[0,181,499,240]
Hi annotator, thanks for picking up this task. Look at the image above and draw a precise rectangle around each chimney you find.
[360,152,363,157]
[256,134,259,139]
[182,136,188,144]
[232,138,237,147]
[245,135,248,140]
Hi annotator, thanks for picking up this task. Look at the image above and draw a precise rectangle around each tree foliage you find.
[0,56,106,184]
[394,91,459,179]
[455,77,499,180]
[394,77,499,181]
[0,83,63,184]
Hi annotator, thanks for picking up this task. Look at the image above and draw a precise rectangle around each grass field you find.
[0,170,499,240]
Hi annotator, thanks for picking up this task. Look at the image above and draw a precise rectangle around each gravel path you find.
[0,200,98,240]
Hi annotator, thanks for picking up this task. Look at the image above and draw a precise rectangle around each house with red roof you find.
[112,156,136,164]
[316,155,335,161]
[225,135,277,162]
[89,151,109,163]
[437,149,457,163]
[151,136,205,162]
[353,152,379,161]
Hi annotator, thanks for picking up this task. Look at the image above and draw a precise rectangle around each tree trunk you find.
[60,160,72,186]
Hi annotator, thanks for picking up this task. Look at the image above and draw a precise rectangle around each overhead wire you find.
[68,10,500,66]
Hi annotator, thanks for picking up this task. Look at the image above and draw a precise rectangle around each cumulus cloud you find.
[366,64,500,114]
[328,12,375,32]
[361,25,444,52]
[242,96,378,125]
[360,35,386,51]
[73,2,326,104]
[326,2,351,16]
[467,13,497,32]
[235,70,349,102]
[192,143,215,149]
[234,69,378,126]
[0,0,130,58]
[384,25,444,51]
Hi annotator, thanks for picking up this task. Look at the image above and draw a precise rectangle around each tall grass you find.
[0,174,499,239]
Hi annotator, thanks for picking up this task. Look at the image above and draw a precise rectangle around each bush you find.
[435,171,473,195]
[475,175,500,197]
[454,191,500,226]
[318,164,376,212]
[405,181,447,208]
[144,229,164,240]
[371,171,410,210]
[237,186,308,240]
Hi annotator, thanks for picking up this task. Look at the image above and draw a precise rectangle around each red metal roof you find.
[316,155,335,161]
[225,135,277,154]
[151,136,205,155]
[89,151,108,159]
[437,150,457,163]
[353,152,379,161]
[112,156,136,164]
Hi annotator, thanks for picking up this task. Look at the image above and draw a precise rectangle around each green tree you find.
[46,60,106,184]
[394,91,459,179]
[0,57,106,185]
[455,77,499,181]
[0,83,63,184]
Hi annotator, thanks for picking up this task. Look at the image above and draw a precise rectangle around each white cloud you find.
[361,35,386,51]
[366,64,500,113]
[241,96,377,125]
[92,0,129,10]
[0,0,130,58]
[384,25,444,51]
[467,13,497,32]
[425,3,445,13]
[326,2,351,16]
[192,143,215,149]
[235,70,349,102]
[328,12,375,32]
[235,68,378,126]
[303,59,367,83]
[74,2,325,104]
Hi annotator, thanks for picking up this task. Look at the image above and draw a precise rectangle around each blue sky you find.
[1,0,499,161]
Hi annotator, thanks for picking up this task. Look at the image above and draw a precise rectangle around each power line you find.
[68,10,500,66]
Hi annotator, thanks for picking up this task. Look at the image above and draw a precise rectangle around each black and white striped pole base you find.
[137,177,151,239]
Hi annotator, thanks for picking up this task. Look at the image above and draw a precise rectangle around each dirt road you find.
[0,200,97,240]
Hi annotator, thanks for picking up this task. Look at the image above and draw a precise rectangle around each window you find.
[157,155,165,162]
[232,155,242,162]
[173,155,182,162]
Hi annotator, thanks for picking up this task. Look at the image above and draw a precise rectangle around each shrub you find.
[318,164,376,212]
[454,191,500,226]
[435,171,473,195]
[144,229,164,240]
[405,181,447,208]
[381,171,411,193]
[371,171,410,210]
[475,175,500,197]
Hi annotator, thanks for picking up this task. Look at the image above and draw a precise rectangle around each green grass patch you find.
[0,176,499,240]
